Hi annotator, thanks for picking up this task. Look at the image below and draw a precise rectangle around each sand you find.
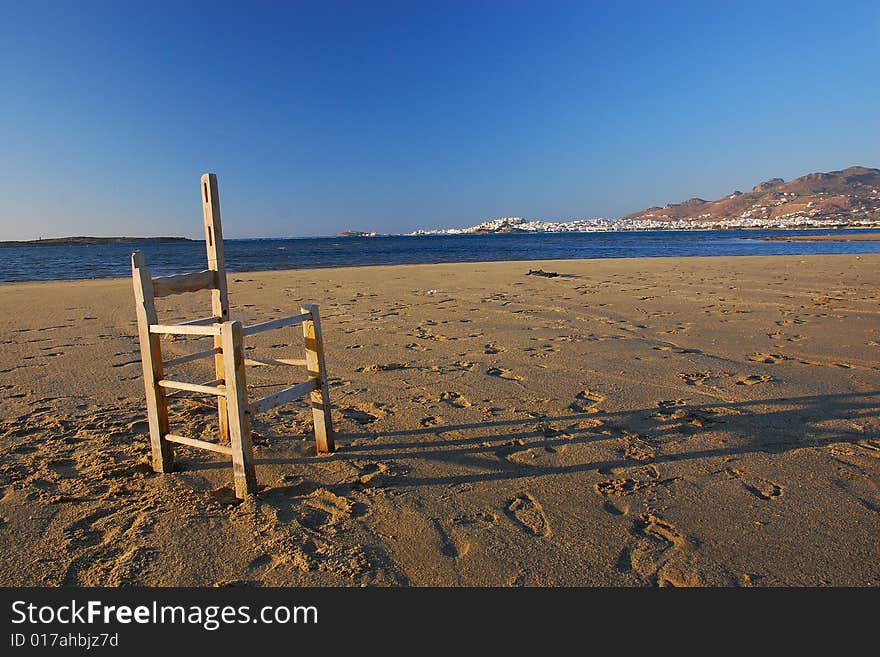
[1,254,878,586]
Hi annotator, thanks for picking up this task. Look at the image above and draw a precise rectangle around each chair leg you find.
[301,304,335,453]
[201,173,232,453]
[131,252,174,472]
[221,321,257,498]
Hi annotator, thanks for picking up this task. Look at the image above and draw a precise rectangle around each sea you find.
[1,228,879,283]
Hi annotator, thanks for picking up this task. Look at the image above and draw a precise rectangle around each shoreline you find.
[756,232,880,242]
[2,249,879,286]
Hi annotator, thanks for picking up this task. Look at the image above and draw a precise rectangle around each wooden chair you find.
[130,173,334,499]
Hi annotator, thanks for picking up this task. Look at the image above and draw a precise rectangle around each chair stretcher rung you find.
[164,347,220,367]
[249,379,317,415]
[244,356,308,367]
[165,434,232,455]
[242,312,311,336]
[150,323,220,336]
[157,379,226,395]
[178,316,220,326]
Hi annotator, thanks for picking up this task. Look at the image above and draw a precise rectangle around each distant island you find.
[337,230,378,237]
[410,165,880,235]
[0,236,195,248]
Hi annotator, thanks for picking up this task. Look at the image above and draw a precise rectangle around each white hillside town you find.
[410,216,617,235]
[408,180,880,234]
[409,208,879,235]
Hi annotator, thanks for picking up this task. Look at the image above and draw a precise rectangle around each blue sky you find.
[1,0,877,239]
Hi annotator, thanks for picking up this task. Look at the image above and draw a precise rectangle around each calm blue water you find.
[1,228,879,283]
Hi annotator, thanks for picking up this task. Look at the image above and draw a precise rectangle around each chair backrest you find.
[201,172,230,324]
[131,173,230,323]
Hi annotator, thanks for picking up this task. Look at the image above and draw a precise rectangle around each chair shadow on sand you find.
[187,390,880,493]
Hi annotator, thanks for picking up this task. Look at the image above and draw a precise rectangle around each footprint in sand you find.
[505,442,563,466]
[726,468,783,500]
[595,465,662,497]
[412,325,450,341]
[569,388,606,413]
[747,352,788,364]
[444,511,498,559]
[484,342,505,354]
[486,367,524,381]
[47,458,79,478]
[435,511,498,559]
[350,461,389,485]
[506,493,551,537]
[653,344,701,354]
[340,402,393,425]
[341,408,377,424]
[652,406,714,428]
[661,322,692,334]
[301,488,354,525]
[595,477,653,496]
[572,388,606,412]
[602,499,628,516]
[736,374,774,386]
[677,371,711,386]
[349,460,405,487]
[356,363,407,373]
[656,399,687,409]
[620,431,656,461]
[420,416,441,427]
[431,518,469,559]
[439,391,473,408]
[619,512,702,587]
[247,553,282,574]
[535,423,573,439]
[61,509,117,552]
[494,439,527,460]
[207,485,242,506]
[577,389,606,404]
[703,406,746,417]
[523,344,560,358]
[452,511,497,529]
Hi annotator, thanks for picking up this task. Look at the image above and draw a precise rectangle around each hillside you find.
[622,166,880,228]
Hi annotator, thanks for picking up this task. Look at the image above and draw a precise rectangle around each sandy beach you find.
[1,253,878,586]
